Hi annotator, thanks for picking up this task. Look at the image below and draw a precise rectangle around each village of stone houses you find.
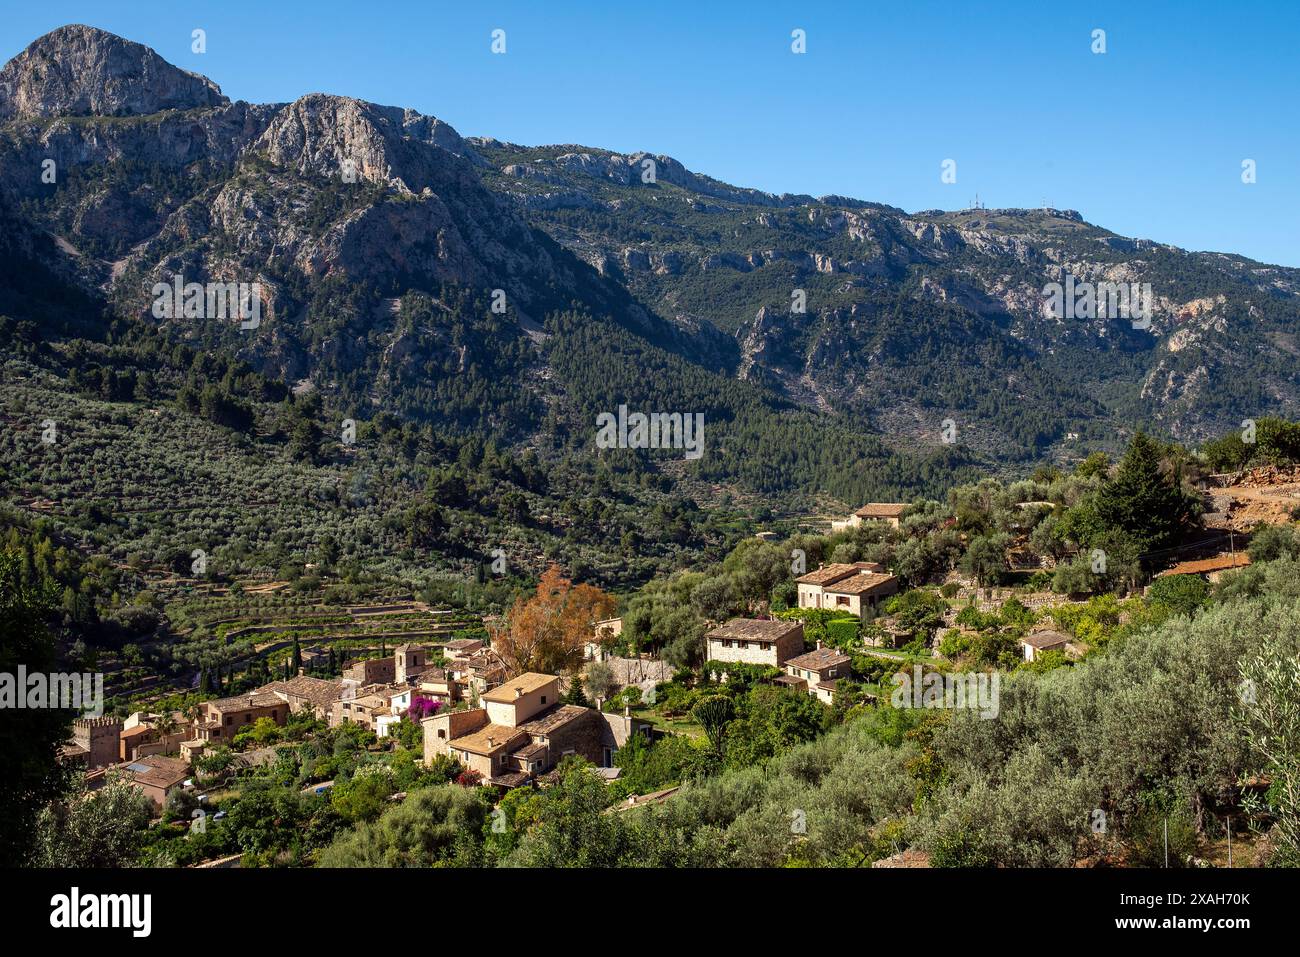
[38,449,1300,869]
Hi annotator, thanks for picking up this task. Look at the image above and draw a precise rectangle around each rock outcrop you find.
[0,24,227,120]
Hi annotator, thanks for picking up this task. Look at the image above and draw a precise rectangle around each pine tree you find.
[563,674,590,707]
[1092,432,1198,559]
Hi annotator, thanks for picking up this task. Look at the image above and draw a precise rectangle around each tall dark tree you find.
[563,674,590,707]
[1092,432,1199,560]
[0,551,75,865]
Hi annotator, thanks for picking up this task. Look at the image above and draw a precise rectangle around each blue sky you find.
[4,1,1299,266]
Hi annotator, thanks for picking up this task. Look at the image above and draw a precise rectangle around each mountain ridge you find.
[1,24,1298,470]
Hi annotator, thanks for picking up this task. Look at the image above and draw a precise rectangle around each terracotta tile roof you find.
[706,618,803,642]
[204,693,283,713]
[443,639,482,653]
[1022,630,1072,650]
[1155,553,1251,577]
[489,771,532,788]
[123,755,190,789]
[786,647,852,671]
[512,742,549,760]
[796,562,883,586]
[824,572,898,596]
[449,724,528,756]
[854,503,908,519]
[517,704,592,736]
[774,674,809,689]
[481,672,558,703]
[459,649,508,676]
[259,675,344,710]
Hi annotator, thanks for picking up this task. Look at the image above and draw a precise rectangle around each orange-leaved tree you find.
[495,565,616,675]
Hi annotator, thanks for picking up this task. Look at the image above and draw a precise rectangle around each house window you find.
[437,729,446,739]
[837,596,849,606]
[541,696,547,704]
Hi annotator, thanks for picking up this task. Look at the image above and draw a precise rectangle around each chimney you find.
[816,640,822,650]
[487,736,496,747]
[297,667,306,677]
[514,687,523,699]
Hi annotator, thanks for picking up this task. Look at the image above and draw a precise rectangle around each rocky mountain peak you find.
[0,24,227,121]
[253,93,481,192]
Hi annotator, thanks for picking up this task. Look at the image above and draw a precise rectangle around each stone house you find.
[1020,629,1072,662]
[415,667,460,705]
[422,672,651,788]
[705,619,805,668]
[796,562,898,618]
[586,617,623,661]
[445,646,508,701]
[121,754,191,809]
[331,683,410,733]
[779,646,852,705]
[190,693,287,750]
[118,723,188,762]
[831,502,908,532]
[258,674,346,721]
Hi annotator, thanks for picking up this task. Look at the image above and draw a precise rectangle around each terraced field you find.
[105,586,485,711]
